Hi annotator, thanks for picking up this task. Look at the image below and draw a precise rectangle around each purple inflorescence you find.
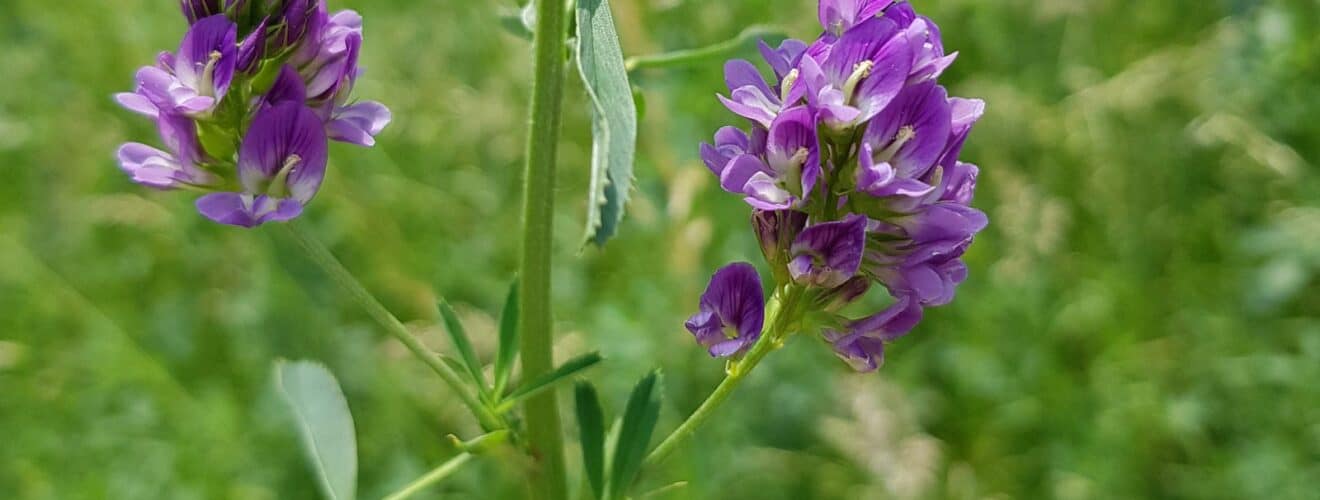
[689,0,986,371]
[115,1,391,227]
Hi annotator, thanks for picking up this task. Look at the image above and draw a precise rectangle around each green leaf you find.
[275,360,358,500]
[574,382,607,500]
[608,370,663,500]
[492,279,520,396]
[496,352,604,413]
[575,0,638,247]
[437,299,488,395]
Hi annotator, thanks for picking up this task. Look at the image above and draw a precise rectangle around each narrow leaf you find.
[437,299,488,394]
[576,0,638,247]
[275,360,358,500]
[608,370,663,500]
[575,382,607,500]
[493,279,520,395]
[497,352,604,413]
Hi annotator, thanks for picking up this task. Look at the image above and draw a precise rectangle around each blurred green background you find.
[2,0,1318,498]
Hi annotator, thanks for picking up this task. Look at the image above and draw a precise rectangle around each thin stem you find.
[625,25,784,72]
[644,286,804,466]
[282,222,504,431]
[519,0,571,498]
[381,453,474,500]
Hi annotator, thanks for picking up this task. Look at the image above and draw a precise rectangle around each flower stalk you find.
[646,285,806,466]
[518,0,571,498]
[282,221,504,431]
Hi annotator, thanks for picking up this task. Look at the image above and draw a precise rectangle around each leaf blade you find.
[608,370,663,500]
[275,360,358,500]
[493,279,520,396]
[437,299,488,395]
[575,382,607,500]
[576,0,638,247]
[497,352,604,413]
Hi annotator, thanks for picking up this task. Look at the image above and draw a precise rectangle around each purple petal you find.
[238,102,329,204]
[328,100,391,146]
[898,203,988,243]
[175,15,237,100]
[237,17,269,73]
[852,35,912,122]
[788,215,868,288]
[720,154,771,194]
[117,143,183,189]
[849,294,923,340]
[264,65,309,108]
[115,92,159,118]
[685,262,766,357]
[724,59,773,96]
[196,193,304,228]
[758,39,808,81]
[864,82,952,178]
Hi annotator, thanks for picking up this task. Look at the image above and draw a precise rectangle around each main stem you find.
[644,286,803,466]
[283,222,503,431]
[519,0,570,498]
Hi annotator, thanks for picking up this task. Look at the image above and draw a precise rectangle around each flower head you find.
[114,1,390,227]
[690,0,986,371]
[685,263,766,357]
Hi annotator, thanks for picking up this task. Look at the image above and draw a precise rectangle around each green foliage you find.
[574,382,606,500]
[275,361,357,500]
[575,0,637,247]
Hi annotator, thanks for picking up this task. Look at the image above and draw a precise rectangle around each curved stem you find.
[644,286,804,466]
[283,222,504,431]
[624,25,784,72]
[381,453,474,500]
[519,0,571,498]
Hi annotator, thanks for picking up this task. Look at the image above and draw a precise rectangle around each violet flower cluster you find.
[687,0,986,371]
[115,0,390,227]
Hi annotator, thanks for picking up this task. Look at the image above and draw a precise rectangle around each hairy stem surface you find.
[518,0,570,498]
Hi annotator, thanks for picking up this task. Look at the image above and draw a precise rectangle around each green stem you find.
[519,0,570,498]
[644,286,804,466]
[624,25,784,72]
[282,222,504,431]
[381,453,474,500]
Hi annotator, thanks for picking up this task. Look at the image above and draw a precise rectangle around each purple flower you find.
[798,16,911,130]
[700,126,760,177]
[860,81,951,181]
[757,39,808,84]
[236,17,268,74]
[715,106,821,210]
[117,112,219,189]
[819,0,894,36]
[115,15,237,117]
[685,263,767,357]
[196,102,328,227]
[295,9,363,100]
[717,58,805,128]
[824,295,922,371]
[788,215,868,288]
[269,0,318,51]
